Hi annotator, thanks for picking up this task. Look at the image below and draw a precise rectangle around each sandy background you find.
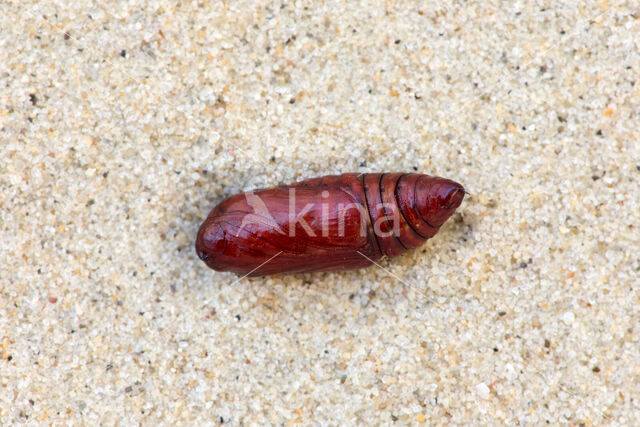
[1,0,639,424]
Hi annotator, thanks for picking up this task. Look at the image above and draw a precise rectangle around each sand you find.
[1,0,639,424]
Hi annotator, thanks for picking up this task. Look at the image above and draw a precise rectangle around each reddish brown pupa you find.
[195,173,465,276]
